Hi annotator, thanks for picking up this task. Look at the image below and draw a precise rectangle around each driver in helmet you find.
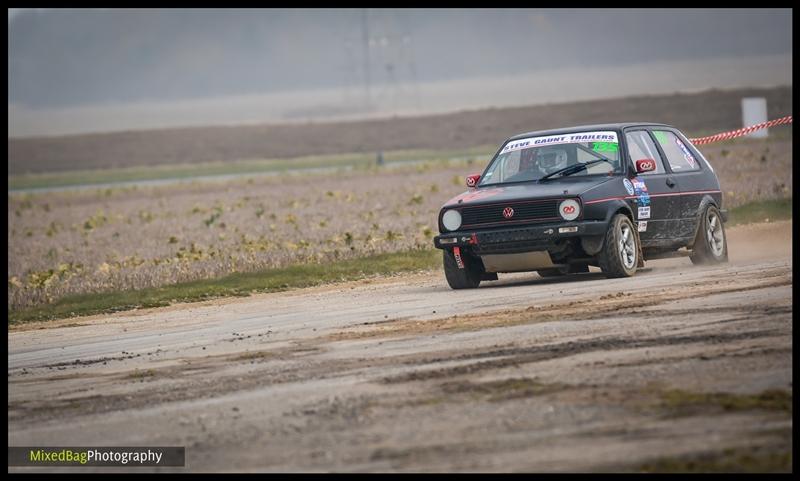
[534,149,568,176]
[507,147,569,182]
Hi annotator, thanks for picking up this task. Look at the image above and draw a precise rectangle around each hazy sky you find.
[7,8,793,136]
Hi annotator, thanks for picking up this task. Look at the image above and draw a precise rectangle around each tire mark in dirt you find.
[597,346,793,369]
[327,269,791,341]
[379,329,784,384]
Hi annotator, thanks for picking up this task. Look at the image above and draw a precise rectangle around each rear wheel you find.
[443,249,483,289]
[597,214,639,278]
[690,205,728,264]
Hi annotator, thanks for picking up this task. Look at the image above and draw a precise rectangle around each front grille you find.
[461,200,560,227]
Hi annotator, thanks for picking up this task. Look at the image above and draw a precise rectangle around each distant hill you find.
[8,86,792,175]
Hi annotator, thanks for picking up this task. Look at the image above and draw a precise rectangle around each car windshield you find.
[479,130,623,186]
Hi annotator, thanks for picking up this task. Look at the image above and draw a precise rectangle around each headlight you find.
[442,209,462,231]
[559,199,581,221]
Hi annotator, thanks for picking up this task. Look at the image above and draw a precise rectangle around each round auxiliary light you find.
[559,199,581,221]
[442,209,462,231]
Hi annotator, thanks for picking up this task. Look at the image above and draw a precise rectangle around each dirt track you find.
[8,221,793,472]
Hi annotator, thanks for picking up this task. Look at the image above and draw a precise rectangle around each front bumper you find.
[434,220,609,255]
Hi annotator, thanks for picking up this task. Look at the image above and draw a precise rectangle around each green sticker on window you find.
[653,131,668,143]
[592,142,618,153]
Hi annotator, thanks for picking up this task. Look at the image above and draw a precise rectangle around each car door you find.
[650,129,707,240]
[623,129,680,244]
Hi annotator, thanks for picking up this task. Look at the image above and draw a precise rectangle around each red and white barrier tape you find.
[688,115,792,145]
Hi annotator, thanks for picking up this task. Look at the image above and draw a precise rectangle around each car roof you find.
[507,122,675,141]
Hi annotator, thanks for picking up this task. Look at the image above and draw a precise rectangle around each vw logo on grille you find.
[502,207,514,219]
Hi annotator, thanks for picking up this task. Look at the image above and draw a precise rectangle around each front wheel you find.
[597,214,639,278]
[443,249,483,289]
[690,205,729,265]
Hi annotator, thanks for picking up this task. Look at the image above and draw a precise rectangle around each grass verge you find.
[659,388,792,415]
[727,198,792,226]
[636,445,791,473]
[8,145,495,191]
[8,249,440,326]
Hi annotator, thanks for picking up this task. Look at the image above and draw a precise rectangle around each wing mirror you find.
[466,173,481,188]
[635,159,657,173]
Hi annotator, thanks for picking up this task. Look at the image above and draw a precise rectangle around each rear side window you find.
[653,130,700,172]
[625,130,666,175]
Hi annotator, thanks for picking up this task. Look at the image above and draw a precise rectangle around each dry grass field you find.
[7,137,792,311]
[8,164,464,309]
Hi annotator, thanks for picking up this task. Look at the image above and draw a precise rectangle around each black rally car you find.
[433,123,728,289]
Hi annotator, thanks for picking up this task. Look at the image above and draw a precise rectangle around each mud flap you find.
[453,246,465,269]
[635,229,645,268]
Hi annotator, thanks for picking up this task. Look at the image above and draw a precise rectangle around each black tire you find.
[690,205,729,265]
[443,249,483,289]
[537,263,588,278]
[597,214,639,278]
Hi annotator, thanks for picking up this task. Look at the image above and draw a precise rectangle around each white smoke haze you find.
[7,8,792,137]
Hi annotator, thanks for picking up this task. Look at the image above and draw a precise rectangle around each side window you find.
[653,130,700,172]
[625,130,666,175]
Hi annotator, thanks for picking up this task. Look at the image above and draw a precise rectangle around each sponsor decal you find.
[675,137,697,167]
[623,178,635,195]
[453,246,465,269]
[501,131,618,153]
[502,207,515,219]
[638,221,647,232]
[631,177,650,206]
[635,159,656,172]
[566,132,618,142]
[638,206,651,219]
[559,199,581,220]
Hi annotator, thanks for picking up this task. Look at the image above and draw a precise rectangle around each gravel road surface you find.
[8,221,792,472]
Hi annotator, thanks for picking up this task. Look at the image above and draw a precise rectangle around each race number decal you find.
[591,141,618,153]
